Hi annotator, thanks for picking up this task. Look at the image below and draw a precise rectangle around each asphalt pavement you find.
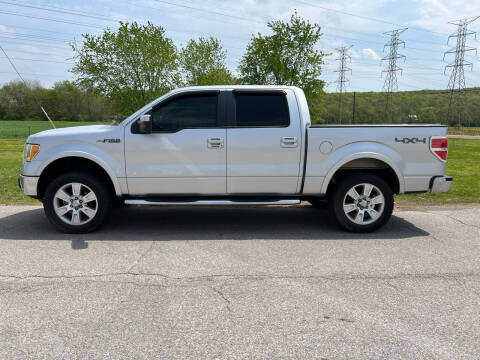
[0,204,479,360]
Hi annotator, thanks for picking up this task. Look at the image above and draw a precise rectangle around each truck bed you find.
[302,124,448,195]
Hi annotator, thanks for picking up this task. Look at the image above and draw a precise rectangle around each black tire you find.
[43,171,113,233]
[328,173,394,233]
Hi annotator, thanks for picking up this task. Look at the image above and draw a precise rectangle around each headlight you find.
[23,143,40,162]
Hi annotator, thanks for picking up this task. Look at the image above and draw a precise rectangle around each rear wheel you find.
[329,173,393,232]
[43,171,112,233]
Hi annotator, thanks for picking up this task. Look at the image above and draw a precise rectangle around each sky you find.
[0,0,479,93]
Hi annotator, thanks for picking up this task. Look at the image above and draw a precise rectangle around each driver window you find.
[152,94,218,132]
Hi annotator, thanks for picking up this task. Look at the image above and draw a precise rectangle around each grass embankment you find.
[0,136,478,205]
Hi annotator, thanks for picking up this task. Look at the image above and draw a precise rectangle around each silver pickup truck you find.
[19,85,452,233]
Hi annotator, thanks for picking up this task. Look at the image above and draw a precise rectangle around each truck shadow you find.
[0,206,429,248]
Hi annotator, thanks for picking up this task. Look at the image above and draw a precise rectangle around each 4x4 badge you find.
[395,137,426,144]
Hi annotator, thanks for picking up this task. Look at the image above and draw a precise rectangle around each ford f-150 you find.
[19,85,452,233]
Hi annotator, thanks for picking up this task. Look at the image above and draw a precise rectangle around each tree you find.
[0,80,43,120]
[239,12,327,121]
[71,22,179,115]
[46,81,110,122]
[180,37,235,86]
[180,36,235,85]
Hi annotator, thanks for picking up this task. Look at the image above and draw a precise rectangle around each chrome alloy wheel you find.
[342,183,385,225]
[53,182,98,225]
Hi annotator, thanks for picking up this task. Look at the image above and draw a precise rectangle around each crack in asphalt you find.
[210,286,232,312]
[428,233,445,244]
[0,271,478,283]
[422,210,480,231]
[127,241,155,272]
[386,281,400,291]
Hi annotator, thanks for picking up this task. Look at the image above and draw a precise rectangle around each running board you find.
[124,199,300,206]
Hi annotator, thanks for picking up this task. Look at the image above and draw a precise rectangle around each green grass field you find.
[0,120,109,138]
[397,138,480,204]
[0,136,479,205]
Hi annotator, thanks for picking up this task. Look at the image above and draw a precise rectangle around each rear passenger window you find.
[234,93,290,127]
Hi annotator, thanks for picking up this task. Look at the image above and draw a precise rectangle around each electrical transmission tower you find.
[443,16,479,126]
[382,28,407,123]
[334,45,352,123]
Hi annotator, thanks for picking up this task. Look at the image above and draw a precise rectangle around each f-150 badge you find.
[395,137,426,144]
[97,138,121,143]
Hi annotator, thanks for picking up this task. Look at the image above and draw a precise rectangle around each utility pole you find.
[444,16,479,127]
[382,28,407,123]
[334,45,352,124]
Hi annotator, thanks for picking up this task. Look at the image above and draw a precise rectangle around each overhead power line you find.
[0,36,72,50]
[0,23,80,36]
[0,56,72,64]
[1,0,449,49]
[0,10,104,28]
[443,16,479,126]
[0,30,71,42]
[0,47,71,58]
[0,0,119,22]
[293,0,447,36]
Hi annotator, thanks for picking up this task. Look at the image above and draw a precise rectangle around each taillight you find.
[430,136,448,162]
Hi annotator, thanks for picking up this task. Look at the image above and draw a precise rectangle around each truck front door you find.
[125,91,227,195]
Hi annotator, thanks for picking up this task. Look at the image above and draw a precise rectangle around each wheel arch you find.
[37,155,121,199]
[322,154,404,196]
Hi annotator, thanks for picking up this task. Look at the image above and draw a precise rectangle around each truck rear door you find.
[226,89,302,194]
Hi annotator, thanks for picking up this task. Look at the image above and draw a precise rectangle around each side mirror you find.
[138,115,152,134]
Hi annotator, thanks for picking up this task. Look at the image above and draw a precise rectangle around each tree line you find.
[321,90,480,126]
[0,80,111,122]
[0,12,478,126]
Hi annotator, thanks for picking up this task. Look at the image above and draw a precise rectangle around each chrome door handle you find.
[207,137,224,149]
[281,136,298,148]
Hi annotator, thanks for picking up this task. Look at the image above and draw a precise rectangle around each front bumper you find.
[18,174,39,197]
[430,175,453,193]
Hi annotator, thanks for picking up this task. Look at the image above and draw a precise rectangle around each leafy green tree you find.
[71,21,179,115]
[0,80,43,120]
[239,11,327,121]
[180,37,235,85]
[46,81,110,122]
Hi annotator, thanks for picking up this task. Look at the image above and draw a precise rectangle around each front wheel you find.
[329,173,394,233]
[43,171,112,233]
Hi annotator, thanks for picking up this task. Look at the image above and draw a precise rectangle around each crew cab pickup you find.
[19,85,452,233]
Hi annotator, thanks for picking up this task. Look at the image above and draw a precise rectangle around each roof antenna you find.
[0,44,56,128]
